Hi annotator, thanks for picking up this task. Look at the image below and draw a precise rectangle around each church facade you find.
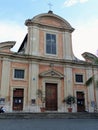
[0,11,98,112]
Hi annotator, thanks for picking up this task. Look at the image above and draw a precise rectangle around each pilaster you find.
[64,65,73,96]
[86,68,95,112]
[63,32,74,60]
[93,69,98,109]
[25,26,39,55]
[0,58,10,99]
[28,62,39,111]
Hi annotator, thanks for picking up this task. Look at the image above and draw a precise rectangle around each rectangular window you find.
[14,69,25,79]
[46,33,56,55]
[75,74,83,83]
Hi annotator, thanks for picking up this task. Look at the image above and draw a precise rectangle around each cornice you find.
[0,41,16,50]
[25,21,74,33]
[0,52,95,68]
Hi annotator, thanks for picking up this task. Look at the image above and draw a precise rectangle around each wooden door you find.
[13,89,24,111]
[77,92,85,112]
[45,83,57,111]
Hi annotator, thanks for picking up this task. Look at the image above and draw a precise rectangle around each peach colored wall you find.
[39,65,49,89]
[58,32,63,58]
[72,68,86,88]
[72,68,88,101]
[39,64,64,100]
[39,64,64,74]
[38,26,63,59]
[10,62,29,88]
[39,65,49,74]
[40,17,62,27]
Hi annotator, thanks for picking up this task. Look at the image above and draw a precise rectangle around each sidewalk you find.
[0,112,98,119]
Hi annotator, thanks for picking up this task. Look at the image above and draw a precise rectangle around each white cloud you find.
[72,19,98,60]
[80,0,88,3]
[64,0,89,7]
[0,21,27,52]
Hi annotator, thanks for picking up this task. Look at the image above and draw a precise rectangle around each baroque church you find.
[0,10,98,112]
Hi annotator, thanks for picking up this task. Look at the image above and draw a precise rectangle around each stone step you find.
[0,112,98,119]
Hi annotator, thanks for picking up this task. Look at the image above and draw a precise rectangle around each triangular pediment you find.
[39,69,64,79]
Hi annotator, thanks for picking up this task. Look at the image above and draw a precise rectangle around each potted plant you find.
[63,95,76,112]
[36,89,45,112]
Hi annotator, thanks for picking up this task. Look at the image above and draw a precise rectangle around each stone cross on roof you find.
[48,2,53,10]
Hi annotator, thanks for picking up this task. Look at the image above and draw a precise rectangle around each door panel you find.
[13,97,23,111]
[13,89,24,111]
[45,83,57,111]
[77,92,85,112]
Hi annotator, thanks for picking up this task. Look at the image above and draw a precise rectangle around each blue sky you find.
[0,0,98,59]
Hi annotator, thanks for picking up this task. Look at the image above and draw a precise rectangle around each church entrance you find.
[77,91,85,112]
[13,89,24,111]
[45,83,58,111]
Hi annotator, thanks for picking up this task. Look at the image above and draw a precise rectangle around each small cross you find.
[48,2,53,10]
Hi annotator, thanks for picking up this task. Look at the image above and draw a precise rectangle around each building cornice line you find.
[25,22,74,33]
[0,52,95,67]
